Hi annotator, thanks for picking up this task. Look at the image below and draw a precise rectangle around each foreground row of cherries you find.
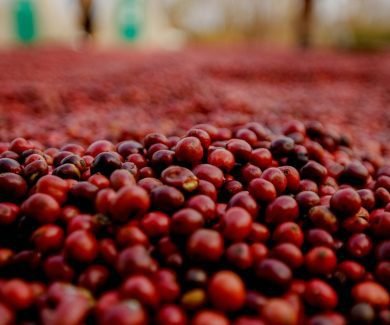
[0,120,389,325]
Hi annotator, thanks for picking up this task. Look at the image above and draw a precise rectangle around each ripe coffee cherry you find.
[270,136,295,158]
[0,202,19,225]
[91,152,122,177]
[171,208,204,236]
[175,137,203,164]
[186,194,216,222]
[255,258,292,287]
[261,298,298,325]
[156,305,187,325]
[161,166,199,192]
[339,162,369,186]
[208,271,245,312]
[261,167,287,194]
[22,193,61,224]
[336,261,366,282]
[228,191,258,218]
[0,158,22,174]
[53,163,81,180]
[305,279,338,310]
[117,245,156,277]
[273,222,304,247]
[300,161,328,183]
[121,275,159,307]
[250,148,273,169]
[226,139,252,162]
[330,188,361,216]
[101,300,146,325]
[305,246,337,275]
[351,281,389,309]
[0,172,28,201]
[279,166,300,193]
[221,207,252,241]
[309,205,339,233]
[208,148,235,172]
[111,185,150,222]
[193,164,225,188]
[151,185,184,213]
[347,233,372,258]
[36,175,68,204]
[78,265,109,293]
[187,229,224,262]
[226,243,253,269]
[265,196,299,224]
[31,225,64,253]
[65,230,98,263]
[0,279,34,310]
[140,212,170,238]
[186,128,211,149]
[271,243,303,269]
[192,310,229,325]
[350,303,375,324]
[248,178,277,203]
[296,190,320,211]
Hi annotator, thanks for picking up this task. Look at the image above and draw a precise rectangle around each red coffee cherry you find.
[330,188,361,217]
[305,246,337,275]
[208,270,245,312]
[351,281,389,309]
[221,207,253,242]
[187,229,224,262]
[22,193,61,224]
[111,185,150,222]
[265,196,299,224]
[175,137,204,164]
[65,230,98,263]
[31,224,64,253]
[304,279,338,310]
[0,279,34,310]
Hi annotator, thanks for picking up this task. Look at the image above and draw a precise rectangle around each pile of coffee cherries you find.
[0,120,389,325]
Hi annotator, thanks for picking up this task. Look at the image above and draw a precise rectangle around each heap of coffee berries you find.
[0,120,389,325]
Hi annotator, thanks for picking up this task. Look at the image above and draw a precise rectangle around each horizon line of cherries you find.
[0,120,389,325]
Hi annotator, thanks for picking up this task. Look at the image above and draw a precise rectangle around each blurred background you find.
[0,0,390,50]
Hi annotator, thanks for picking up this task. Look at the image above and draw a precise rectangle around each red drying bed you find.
[0,46,389,159]
[0,47,389,324]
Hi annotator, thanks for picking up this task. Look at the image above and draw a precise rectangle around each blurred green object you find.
[13,0,37,43]
[117,0,145,42]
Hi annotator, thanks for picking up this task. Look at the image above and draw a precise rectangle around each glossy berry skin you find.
[175,137,204,164]
[31,224,64,253]
[161,166,199,192]
[156,305,187,325]
[187,229,224,262]
[140,212,170,238]
[65,230,98,263]
[330,188,362,217]
[117,245,156,277]
[226,139,252,162]
[100,300,147,325]
[91,152,122,177]
[208,148,235,172]
[151,185,184,213]
[0,202,19,225]
[305,246,337,275]
[0,279,34,310]
[22,193,61,224]
[337,260,366,282]
[226,243,253,269]
[279,166,300,193]
[261,168,287,194]
[193,164,224,189]
[250,148,273,169]
[221,207,253,241]
[43,255,74,282]
[78,265,109,294]
[208,271,245,312]
[192,310,229,325]
[171,208,204,236]
[186,194,216,222]
[248,178,277,202]
[111,185,150,222]
[300,161,328,183]
[36,175,68,204]
[265,196,299,224]
[0,172,28,201]
[347,233,373,258]
[271,243,303,269]
[304,279,338,310]
[273,222,304,247]
[351,281,389,309]
[261,298,298,325]
[228,191,258,219]
[120,275,159,308]
[255,258,292,287]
